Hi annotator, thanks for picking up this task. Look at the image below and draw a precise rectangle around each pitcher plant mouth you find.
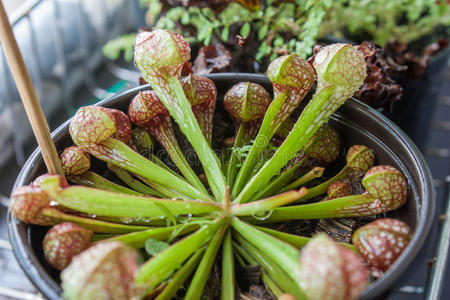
[8,30,434,300]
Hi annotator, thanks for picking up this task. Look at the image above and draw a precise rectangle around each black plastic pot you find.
[8,73,435,300]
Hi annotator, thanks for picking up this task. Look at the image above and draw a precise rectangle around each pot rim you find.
[8,73,435,300]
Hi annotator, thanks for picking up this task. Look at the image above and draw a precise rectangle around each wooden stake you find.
[0,0,64,176]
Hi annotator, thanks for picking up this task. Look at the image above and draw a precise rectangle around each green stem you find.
[253,166,351,205]
[134,174,187,199]
[40,208,150,234]
[261,274,283,298]
[158,124,210,197]
[226,123,247,188]
[231,218,301,285]
[91,234,116,242]
[235,235,306,299]
[233,242,287,298]
[280,167,325,192]
[255,226,357,252]
[152,75,226,202]
[233,248,246,266]
[185,224,228,300]
[148,152,180,176]
[251,157,307,201]
[134,217,226,289]
[93,215,167,227]
[249,193,377,223]
[255,226,310,248]
[235,85,337,203]
[195,109,208,144]
[294,166,351,202]
[68,171,142,195]
[107,164,163,197]
[88,137,210,201]
[232,92,288,199]
[101,223,200,248]
[221,230,235,300]
[155,248,206,300]
[40,176,222,218]
[230,189,307,217]
[233,243,285,297]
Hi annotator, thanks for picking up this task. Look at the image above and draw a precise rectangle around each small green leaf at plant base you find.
[145,238,169,256]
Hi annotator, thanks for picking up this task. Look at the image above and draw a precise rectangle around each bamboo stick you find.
[0,0,64,176]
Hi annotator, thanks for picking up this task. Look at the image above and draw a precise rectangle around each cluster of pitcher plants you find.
[10,29,413,300]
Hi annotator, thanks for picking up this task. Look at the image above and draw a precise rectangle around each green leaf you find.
[102,33,136,62]
[145,0,163,25]
[40,176,222,218]
[256,43,271,61]
[231,91,290,199]
[269,52,278,61]
[204,26,213,45]
[153,202,177,226]
[161,76,227,202]
[221,26,230,42]
[135,218,225,289]
[234,86,335,203]
[181,11,191,25]
[145,238,169,256]
[231,218,302,287]
[106,224,200,248]
[68,171,142,196]
[231,190,306,216]
[258,24,269,40]
[197,23,209,42]
[273,36,284,47]
[184,225,228,300]
[235,235,306,299]
[240,22,251,37]
[40,208,151,234]
[154,248,205,300]
[76,136,210,201]
[221,230,235,300]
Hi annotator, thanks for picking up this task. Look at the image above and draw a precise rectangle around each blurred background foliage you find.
[103,0,449,67]
[320,0,450,47]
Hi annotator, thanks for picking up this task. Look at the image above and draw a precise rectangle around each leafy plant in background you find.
[102,33,137,62]
[104,0,448,67]
[103,0,332,65]
[102,0,448,111]
[319,0,450,48]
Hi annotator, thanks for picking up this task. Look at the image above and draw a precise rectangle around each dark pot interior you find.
[8,73,435,300]
[390,47,450,151]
